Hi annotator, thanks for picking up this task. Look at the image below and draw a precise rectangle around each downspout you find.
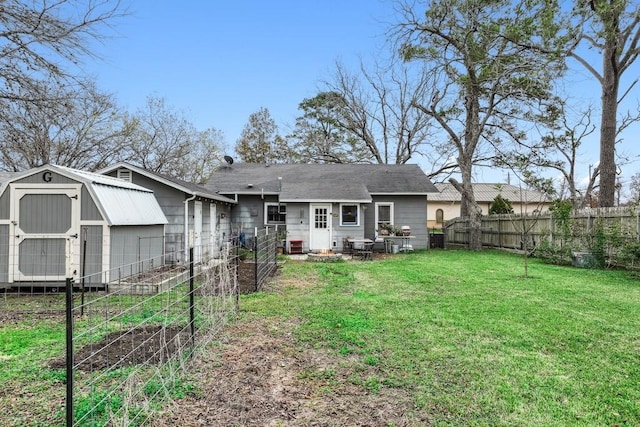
[184,193,196,264]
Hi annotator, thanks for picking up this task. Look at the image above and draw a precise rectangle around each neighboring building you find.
[427,183,552,229]
[0,165,167,287]
[99,162,237,264]
[206,163,439,253]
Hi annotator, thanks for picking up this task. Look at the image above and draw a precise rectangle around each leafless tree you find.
[125,96,226,184]
[0,80,132,171]
[305,59,442,168]
[0,0,126,105]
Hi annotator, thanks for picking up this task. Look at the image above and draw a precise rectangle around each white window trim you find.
[264,202,286,225]
[339,203,360,226]
[375,202,394,228]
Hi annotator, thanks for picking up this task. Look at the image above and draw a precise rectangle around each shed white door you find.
[11,186,80,282]
[309,204,331,251]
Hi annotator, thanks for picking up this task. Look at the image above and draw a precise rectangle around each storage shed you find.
[0,165,168,287]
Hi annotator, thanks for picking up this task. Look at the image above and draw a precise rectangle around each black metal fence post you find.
[65,277,74,427]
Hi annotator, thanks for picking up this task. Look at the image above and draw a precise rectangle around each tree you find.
[0,0,125,106]
[0,80,133,171]
[497,103,599,209]
[489,194,514,215]
[569,0,640,207]
[394,0,564,250]
[303,60,441,168]
[125,96,225,183]
[628,172,640,204]
[235,107,295,163]
[290,91,374,163]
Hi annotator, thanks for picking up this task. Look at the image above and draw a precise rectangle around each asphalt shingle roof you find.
[206,163,438,202]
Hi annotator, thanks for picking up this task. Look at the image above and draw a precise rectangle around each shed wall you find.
[109,225,165,280]
[81,186,103,221]
[79,225,104,285]
[0,224,8,282]
[15,171,75,184]
[0,190,9,220]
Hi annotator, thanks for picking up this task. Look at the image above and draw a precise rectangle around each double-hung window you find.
[265,203,286,224]
[375,202,394,230]
[340,204,359,226]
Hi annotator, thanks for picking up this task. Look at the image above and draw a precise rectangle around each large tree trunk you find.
[450,175,483,251]
[598,39,619,207]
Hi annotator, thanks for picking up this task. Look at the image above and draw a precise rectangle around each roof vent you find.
[117,169,132,182]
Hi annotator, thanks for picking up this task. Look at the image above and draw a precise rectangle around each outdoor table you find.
[382,235,415,253]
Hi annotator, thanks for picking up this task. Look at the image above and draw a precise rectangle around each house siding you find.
[230,195,270,238]
[365,195,429,250]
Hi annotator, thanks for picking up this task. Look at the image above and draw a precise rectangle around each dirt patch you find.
[237,261,257,294]
[152,278,431,426]
[49,325,191,371]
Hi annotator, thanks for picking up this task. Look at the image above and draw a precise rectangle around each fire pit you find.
[307,250,342,262]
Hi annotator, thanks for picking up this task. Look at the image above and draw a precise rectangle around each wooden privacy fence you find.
[445,206,640,253]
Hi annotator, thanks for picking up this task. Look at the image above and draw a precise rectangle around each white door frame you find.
[309,203,332,251]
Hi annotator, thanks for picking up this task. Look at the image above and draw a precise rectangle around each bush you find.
[533,238,573,265]
[489,194,514,215]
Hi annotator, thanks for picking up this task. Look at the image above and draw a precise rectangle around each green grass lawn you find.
[241,250,640,426]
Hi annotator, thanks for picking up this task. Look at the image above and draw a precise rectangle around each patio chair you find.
[354,242,374,261]
[342,237,353,254]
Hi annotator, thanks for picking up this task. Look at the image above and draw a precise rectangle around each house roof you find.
[430,183,550,204]
[2,165,168,226]
[206,163,438,202]
[97,162,237,205]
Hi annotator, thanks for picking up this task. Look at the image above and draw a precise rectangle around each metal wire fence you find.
[65,246,239,426]
[1,243,240,426]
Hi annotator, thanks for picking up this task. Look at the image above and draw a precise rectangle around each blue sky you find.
[83,1,639,191]
[85,1,394,145]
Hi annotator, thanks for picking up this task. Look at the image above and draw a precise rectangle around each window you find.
[265,203,286,224]
[375,202,394,230]
[436,209,444,224]
[340,204,359,226]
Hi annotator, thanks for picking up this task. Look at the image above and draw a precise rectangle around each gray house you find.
[206,163,439,252]
[99,163,237,264]
[0,165,167,286]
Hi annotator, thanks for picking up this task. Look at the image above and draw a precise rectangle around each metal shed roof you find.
[50,165,167,226]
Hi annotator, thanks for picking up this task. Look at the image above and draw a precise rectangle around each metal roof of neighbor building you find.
[207,163,438,202]
[430,183,550,203]
[97,162,237,204]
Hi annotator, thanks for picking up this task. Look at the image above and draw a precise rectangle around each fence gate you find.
[10,186,80,282]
